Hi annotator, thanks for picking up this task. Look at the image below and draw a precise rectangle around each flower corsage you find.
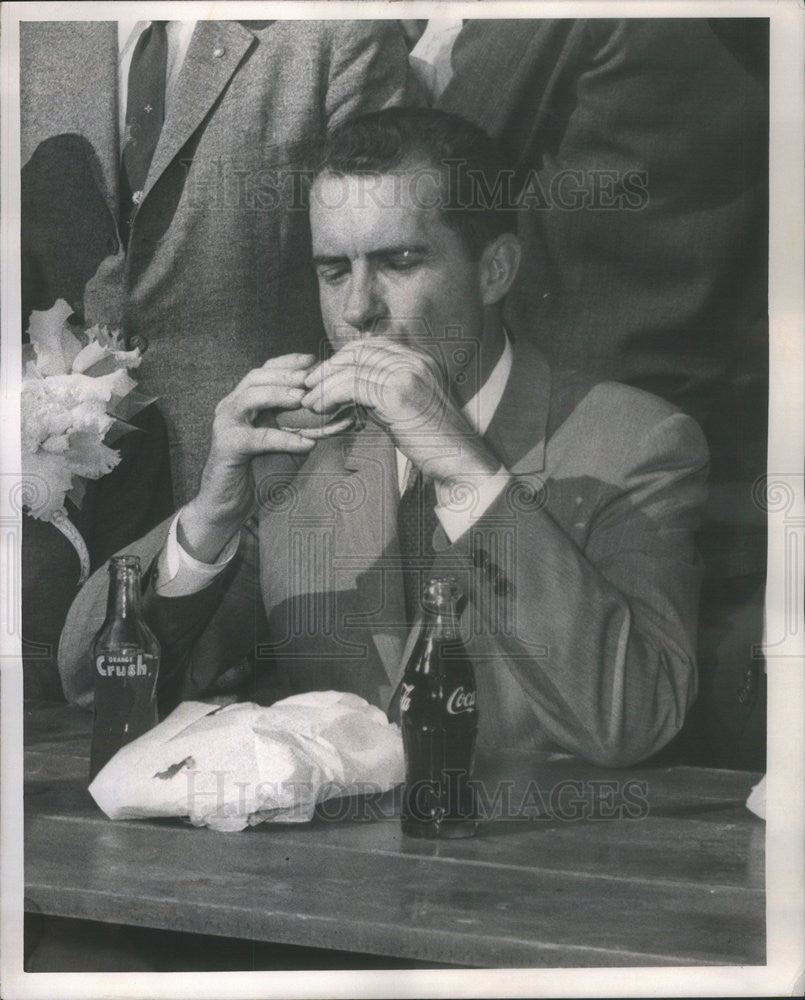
[21,299,153,584]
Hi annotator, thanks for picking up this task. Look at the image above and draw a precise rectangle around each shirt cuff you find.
[434,466,512,543]
[154,510,240,597]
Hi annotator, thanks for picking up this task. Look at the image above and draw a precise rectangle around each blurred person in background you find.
[436,18,769,769]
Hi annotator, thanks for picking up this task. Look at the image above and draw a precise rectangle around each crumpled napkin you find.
[88,691,405,832]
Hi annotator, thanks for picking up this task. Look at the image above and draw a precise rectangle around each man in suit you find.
[21,19,418,503]
[60,108,709,767]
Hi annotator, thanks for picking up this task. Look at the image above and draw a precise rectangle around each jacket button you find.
[213,46,225,58]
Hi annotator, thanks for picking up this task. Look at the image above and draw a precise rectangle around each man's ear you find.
[479,233,522,306]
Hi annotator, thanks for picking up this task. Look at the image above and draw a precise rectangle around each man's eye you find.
[387,252,420,272]
[317,265,348,285]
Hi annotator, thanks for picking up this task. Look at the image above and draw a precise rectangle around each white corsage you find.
[22,299,151,583]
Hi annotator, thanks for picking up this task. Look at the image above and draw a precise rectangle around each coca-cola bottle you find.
[89,555,160,781]
[399,576,478,838]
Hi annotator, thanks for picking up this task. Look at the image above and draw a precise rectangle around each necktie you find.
[120,22,169,236]
[397,466,440,623]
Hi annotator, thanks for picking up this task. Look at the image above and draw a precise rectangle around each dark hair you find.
[315,107,517,260]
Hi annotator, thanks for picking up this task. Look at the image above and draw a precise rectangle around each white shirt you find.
[400,332,513,541]
[409,18,464,100]
[118,20,197,143]
[156,335,514,597]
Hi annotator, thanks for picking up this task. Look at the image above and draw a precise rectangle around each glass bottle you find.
[399,577,479,838]
[89,555,160,781]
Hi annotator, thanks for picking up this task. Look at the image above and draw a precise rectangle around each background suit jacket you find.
[21,20,417,503]
[438,19,768,428]
[437,18,769,768]
[60,339,709,767]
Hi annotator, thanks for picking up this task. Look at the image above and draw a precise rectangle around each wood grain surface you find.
[23,702,765,968]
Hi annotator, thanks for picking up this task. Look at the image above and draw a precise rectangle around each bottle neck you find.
[424,602,460,639]
[106,567,142,620]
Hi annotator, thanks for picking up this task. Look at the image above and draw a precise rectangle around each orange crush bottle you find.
[399,576,479,838]
[89,555,160,781]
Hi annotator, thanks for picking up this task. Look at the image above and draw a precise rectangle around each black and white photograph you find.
[0,2,802,996]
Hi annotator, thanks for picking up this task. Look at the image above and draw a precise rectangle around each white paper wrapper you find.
[88,691,405,833]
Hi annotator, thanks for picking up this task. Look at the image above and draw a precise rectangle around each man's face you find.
[310,168,485,383]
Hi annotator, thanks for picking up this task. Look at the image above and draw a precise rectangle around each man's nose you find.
[342,269,385,332]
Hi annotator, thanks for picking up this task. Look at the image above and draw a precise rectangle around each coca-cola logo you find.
[400,682,415,713]
[446,686,476,715]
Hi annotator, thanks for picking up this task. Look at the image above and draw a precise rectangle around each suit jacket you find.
[21,133,118,326]
[21,20,417,502]
[438,19,769,426]
[60,339,709,767]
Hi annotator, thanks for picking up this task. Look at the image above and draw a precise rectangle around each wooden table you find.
[24,702,765,968]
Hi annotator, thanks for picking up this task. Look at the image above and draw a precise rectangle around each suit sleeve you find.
[58,518,173,707]
[433,409,709,767]
[324,20,424,126]
[437,20,589,183]
[58,517,266,710]
[145,520,267,707]
[58,450,308,710]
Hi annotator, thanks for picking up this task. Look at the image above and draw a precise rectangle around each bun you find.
[275,406,340,430]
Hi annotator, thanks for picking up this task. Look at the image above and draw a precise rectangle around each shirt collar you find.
[118,19,197,54]
[118,19,146,54]
[460,328,513,436]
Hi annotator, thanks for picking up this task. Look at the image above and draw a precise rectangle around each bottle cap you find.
[422,576,459,608]
[109,554,141,572]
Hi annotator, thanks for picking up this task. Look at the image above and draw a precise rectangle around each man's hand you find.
[179,354,320,563]
[301,338,500,488]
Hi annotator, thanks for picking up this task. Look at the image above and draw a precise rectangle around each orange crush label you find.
[95,653,155,678]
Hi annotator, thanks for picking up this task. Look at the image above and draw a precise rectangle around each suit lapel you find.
[22,22,120,214]
[92,24,122,215]
[141,21,258,202]
[341,427,408,689]
[482,336,551,474]
[258,428,407,692]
